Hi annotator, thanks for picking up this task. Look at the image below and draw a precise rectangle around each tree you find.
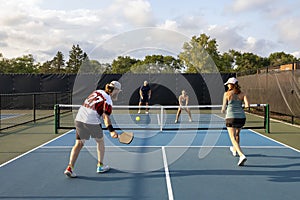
[7,54,38,73]
[52,51,65,73]
[179,34,221,73]
[163,56,183,72]
[111,56,138,74]
[66,44,87,73]
[130,55,183,73]
[38,51,65,73]
[233,51,267,74]
[90,61,112,74]
[219,51,235,72]
[0,53,11,73]
[39,60,53,74]
[269,52,297,66]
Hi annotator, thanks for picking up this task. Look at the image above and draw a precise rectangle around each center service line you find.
[162,146,174,200]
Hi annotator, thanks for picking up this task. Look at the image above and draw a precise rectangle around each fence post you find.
[0,95,1,132]
[265,104,270,133]
[33,94,36,123]
[54,104,59,134]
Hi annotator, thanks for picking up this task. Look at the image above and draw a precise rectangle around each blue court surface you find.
[0,114,22,120]
[0,128,300,200]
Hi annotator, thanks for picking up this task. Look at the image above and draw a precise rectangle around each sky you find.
[1,0,300,63]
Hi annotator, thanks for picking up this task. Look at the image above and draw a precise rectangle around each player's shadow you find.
[246,153,300,160]
[170,169,300,183]
[76,168,165,181]
[76,166,300,183]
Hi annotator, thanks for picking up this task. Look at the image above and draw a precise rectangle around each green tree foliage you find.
[130,55,183,73]
[1,34,299,75]
[0,54,38,73]
[79,58,112,74]
[111,56,138,73]
[52,51,65,73]
[92,62,112,74]
[219,51,235,72]
[269,51,297,66]
[232,51,269,74]
[39,61,52,74]
[66,44,87,73]
[179,34,221,73]
[0,53,11,73]
[39,51,65,73]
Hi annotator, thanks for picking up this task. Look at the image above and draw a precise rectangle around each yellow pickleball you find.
[136,116,140,121]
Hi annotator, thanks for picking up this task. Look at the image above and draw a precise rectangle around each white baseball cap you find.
[224,77,238,85]
[109,81,122,91]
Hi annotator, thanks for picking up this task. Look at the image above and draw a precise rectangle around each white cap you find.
[224,77,238,85]
[109,81,122,91]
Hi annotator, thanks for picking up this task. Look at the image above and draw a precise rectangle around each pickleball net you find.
[54,104,270,133]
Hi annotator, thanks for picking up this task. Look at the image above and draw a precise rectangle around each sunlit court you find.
[1,102,300,199]
[1,1,300,199]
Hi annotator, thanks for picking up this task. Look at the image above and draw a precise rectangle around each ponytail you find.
[234,83,241,94]
[105,84,114,93]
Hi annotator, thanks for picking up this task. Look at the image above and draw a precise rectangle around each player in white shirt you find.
[64,81,122,178]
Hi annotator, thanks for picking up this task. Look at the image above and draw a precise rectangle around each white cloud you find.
[291,51,300,58]
[156,15,206,40]
[0,0,299,62]
[207,25,244,51]
[245,37,275,56]
[122,0,154,26]
[207,25,275,56]
[276,17,300,48]
[106,0,154,27]
[158,20,178,30]
[0,0,157,61]
[229,0,275,13]
[176,15,205,33]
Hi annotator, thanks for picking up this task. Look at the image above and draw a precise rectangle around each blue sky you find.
[1,0,300,62]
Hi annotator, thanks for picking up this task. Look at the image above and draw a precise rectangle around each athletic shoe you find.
[97,164,110,173]
[238,155,247,166]
[64,166,77,178]
[189,119,192,122]
[145,111,149,114]
[138,110,141,114]
[229,146,237,157]
[174,120,178,123]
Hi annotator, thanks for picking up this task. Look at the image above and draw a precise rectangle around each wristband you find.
[107,125,115,132]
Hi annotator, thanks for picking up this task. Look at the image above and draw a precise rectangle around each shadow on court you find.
[1,128,300,200]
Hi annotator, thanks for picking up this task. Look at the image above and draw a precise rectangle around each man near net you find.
[221,77,249,166]
[138,80,151,114]
[64,81,122,178]
[175,90,192,123]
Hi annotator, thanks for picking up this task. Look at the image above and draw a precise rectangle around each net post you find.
[265,104,270,133]
[0,94,1,132]
[160,106,163,131]
[33,94,36,123]
[54,104,59,134]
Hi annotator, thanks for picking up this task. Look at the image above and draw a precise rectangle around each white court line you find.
[157,114,160,125]
[162,146,174,200]
[0,130,73,168]
[248,129,300,153]
[40,145,288,149]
